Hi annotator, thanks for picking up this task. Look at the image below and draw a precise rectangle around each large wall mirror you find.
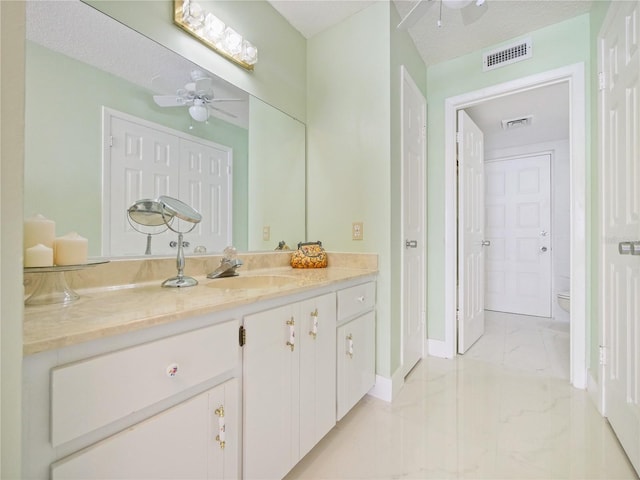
[24,0,306,258]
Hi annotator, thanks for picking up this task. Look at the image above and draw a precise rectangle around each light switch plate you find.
[263,226,270,241]
[352,222,363,240]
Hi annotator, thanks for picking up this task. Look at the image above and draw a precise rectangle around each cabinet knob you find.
[309,309,319,339]
[166,363,179,377]
[215,405,226,449]
[286,317,296,351]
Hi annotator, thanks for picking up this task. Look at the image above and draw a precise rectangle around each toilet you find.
[557,291,570,313]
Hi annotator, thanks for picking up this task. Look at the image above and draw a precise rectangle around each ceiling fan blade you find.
[461,1,488,25]
[207,105,238,119]
[397,0,435,30]
[153,95,186,107]
[194,77,213,94]
[208,98,244,103]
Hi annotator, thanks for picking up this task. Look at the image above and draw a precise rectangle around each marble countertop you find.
[23,260,377,356]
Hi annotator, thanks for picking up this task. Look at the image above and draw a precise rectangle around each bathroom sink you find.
[207,275,298,290]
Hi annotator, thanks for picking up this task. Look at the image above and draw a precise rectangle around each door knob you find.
[481,240,491,247]
[619,242,632,255]
[405,240,418,248]
[540,246,548,253]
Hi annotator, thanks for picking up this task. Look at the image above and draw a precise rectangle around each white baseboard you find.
[368,367,405,403]
[427,338,453,358]
[587,369,604,415]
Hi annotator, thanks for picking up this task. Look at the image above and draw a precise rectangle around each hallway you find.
[286,312,637,479]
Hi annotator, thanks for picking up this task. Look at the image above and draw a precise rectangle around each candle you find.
[54,232,88,266]
[24,244,54,268]
[24,214,55,252]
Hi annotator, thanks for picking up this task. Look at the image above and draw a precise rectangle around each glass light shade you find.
[183,0,204,28]
[203,13,225,43]
[188,104,209,122]
[223,27,243,56]
[241,40,258,65]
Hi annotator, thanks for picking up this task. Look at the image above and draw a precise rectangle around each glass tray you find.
[24,260,109,306]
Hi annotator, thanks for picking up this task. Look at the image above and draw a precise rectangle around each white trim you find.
[443,63,587,389]
[588,370,604,415]
[399,65,428,377]
[427,338,453,359]
[368,368,405,403]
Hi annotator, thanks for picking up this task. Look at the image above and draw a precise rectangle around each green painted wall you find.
[307,2,426,378]
[86,0,307,122]
[307,2,392,376]
[248,96,305,251]
[426,14,594,342]
[24,41,249,255]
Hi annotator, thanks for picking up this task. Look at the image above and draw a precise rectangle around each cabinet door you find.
[243,304,300,480]
[336,311,376,420]
[299,292,337,458]
[51,379,239,480]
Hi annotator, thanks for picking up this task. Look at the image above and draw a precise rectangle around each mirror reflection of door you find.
[104,109,232,257]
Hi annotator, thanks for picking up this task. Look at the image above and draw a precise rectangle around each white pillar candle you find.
[54,232,88,266]
[24,244,54,268]
[24,214,55,252]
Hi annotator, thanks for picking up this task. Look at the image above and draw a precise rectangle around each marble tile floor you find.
[285,311,638,480]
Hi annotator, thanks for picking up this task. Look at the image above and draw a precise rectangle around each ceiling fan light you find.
[442,0,473,9]
[188,104,209,122]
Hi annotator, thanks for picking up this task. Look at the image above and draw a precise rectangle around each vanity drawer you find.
[51,319,239,447]
[337,282,375,322]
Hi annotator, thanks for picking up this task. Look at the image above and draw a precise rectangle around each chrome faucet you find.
[207,247,243,279]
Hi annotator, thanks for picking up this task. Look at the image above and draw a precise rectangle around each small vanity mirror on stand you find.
[158,195,202,288]
[127,199,173,255]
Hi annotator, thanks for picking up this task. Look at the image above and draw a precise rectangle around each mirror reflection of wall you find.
[24,0,306,257]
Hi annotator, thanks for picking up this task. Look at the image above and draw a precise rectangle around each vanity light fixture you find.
[174,0,258,71]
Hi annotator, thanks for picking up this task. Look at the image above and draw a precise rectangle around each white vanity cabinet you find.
[51,378,238,480]
[242,292,337,480]
[336,282,376,420]
[23,317,241,480]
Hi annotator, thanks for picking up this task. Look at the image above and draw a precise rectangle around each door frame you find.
[442,63,587,389]
[400,65,427,376]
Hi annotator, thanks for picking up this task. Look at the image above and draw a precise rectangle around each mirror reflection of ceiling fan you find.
[153,70,243,123]
[397,0,488,29]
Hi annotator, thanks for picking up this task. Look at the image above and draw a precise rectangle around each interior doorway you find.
[442,64,586,388]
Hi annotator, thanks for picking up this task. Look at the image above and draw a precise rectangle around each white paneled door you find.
[401,66,426,376]
[600,1,640,475]
[485,155,551,317]
[457,110,485,354]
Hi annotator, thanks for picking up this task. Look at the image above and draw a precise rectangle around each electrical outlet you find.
[262,226,270,241]
[352,222,363,241]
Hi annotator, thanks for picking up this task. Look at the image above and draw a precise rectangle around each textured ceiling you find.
[266,0,584,147]
[268,0,594,66]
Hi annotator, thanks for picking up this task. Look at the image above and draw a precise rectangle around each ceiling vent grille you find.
[483,38,532,72]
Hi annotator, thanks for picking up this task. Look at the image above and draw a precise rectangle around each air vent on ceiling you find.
[483,38,532,72]
[501,115,533,130]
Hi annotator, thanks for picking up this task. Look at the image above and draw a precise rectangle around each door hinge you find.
[109,135,114,147]
[599,344,607,366]
[456,131,462,143]
[239,325,246,347]
[598,71,606,91]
